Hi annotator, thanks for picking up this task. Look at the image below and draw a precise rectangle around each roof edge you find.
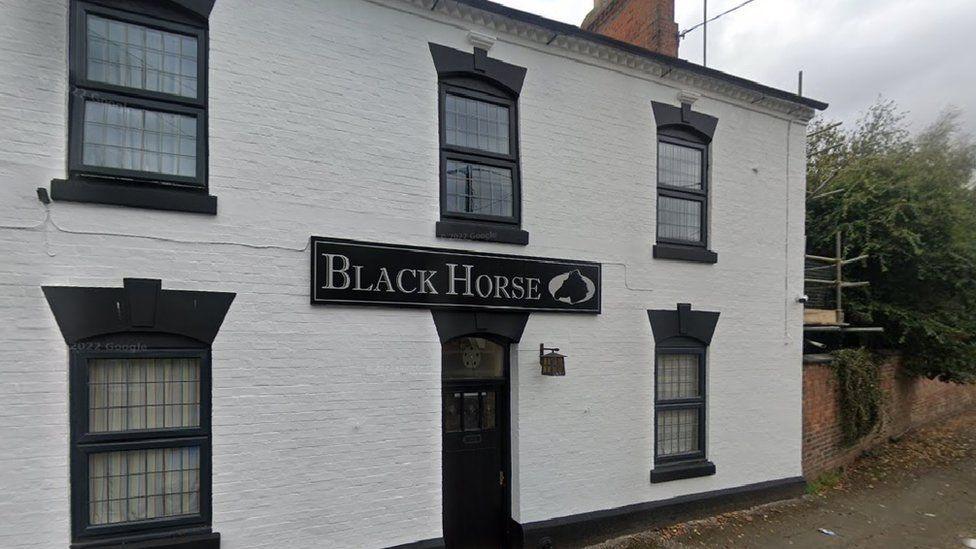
[440,0,828,112]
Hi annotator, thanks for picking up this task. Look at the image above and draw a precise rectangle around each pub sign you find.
[310,237,601,313]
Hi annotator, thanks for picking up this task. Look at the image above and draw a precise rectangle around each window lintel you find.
[651,101,717,144]
[429,43,527,98]
[43,278,235,346]
[647,303,720,348]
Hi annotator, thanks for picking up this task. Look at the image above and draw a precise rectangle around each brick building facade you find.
[0,0,826,547]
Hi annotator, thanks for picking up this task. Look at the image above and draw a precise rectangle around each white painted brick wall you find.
[0,0,809,547]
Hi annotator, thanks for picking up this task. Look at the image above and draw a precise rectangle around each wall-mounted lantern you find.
[539,344,566,376]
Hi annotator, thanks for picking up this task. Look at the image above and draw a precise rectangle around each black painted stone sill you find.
[653,243,718,264]
[71,531,219,549]
[650,460,716,483]
[51,178,217,215]
[436,220,529,245]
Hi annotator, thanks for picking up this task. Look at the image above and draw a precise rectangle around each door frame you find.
[441,333,513,547]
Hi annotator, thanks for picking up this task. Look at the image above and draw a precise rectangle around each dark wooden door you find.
[442,338,508,548]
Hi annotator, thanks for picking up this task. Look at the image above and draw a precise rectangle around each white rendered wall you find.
[0,0,809,547]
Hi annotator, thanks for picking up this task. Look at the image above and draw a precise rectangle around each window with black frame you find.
[441,87,517,220]
[655,347,705,463]
[647,303,719,483]
[51,1,216,214]
[651,343,717,483]
[657,136,707,245]
[44,278,230,547]
[651,101,718,264]
[430,43,528,245]
[440,82,521,230]
[69,349,213,541]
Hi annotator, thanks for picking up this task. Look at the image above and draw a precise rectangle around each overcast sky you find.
[494,0,976,136]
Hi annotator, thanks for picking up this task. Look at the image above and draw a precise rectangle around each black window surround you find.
[69,347,214,545]
[647,303,720,483]
[52,0,216,215]
[653,345,712,483]
[651,101,718,264]
[430,43,529,245]
[43,278,233,548]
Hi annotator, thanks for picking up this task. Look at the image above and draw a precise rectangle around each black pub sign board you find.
[310,237,601,313]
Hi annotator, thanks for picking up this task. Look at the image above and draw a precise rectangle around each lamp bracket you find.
[540,343,560,358]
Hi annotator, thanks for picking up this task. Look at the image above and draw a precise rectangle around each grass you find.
[805,469,843,495]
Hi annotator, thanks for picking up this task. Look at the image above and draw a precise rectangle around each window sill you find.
[71,531,219,549]
[51,178,217,215]
[650,460,716,483]
[653,243,717,264]
[436,220,529,245]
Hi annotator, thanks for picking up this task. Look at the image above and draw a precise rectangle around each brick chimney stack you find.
[581,0,679,58]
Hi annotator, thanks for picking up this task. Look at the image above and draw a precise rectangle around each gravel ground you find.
[589,411,976,549]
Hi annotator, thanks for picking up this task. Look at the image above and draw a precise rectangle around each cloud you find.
[494,0,976,134]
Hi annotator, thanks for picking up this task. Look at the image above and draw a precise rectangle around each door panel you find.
[443,386,504,548]
[442,337,508,548]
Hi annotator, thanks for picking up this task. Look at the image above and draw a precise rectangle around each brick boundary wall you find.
[803,353,976,479]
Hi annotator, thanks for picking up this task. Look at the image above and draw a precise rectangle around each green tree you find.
[806,100,976,382]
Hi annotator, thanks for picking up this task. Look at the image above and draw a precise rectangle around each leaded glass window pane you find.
[443,390,497,433]
[442,337,504,380]
[656,408,700,457]
[445,94,510,155]
[658,354,700,400]
[658,142,703,190]
[444,392,462,433]
[88,357,201,433]
[657,196,702,242]
[82,101,197,177]
[87,15,198,98]
[462,392,480,431]
[481,391,496,430]
[88,446,200,526]
[445,160,513,218]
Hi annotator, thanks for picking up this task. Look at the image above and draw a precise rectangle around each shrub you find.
[807,100,976,382]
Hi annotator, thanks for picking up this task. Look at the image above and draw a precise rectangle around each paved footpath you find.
[590,412,976,549]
